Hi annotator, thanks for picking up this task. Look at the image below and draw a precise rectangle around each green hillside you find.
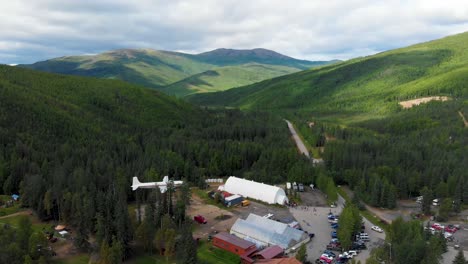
[188,32,468,211]
[161,63,299,96]
[189,32,468,120]
[20,48,335,96]
[20,49,213,88]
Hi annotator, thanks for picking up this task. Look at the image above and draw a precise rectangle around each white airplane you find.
[131,176,183,193]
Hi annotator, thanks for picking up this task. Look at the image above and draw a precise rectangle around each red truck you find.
[194,215,207,224]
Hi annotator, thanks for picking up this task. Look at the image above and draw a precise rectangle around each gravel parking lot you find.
[290,194,386,263]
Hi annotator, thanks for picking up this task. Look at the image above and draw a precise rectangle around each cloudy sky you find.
[2,0,468,64]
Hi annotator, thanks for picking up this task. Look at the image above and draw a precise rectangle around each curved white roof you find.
[223,176,288,205]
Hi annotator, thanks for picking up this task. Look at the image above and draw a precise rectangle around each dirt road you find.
[285,120,309,158]
[0,209,32,219]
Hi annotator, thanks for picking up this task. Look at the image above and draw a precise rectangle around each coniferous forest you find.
[0,65,315,263]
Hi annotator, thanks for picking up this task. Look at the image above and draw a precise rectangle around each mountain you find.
[20,48,336,96]
[195,48,330,69]
[188,32,468,120]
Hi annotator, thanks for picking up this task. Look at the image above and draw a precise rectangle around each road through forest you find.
[286,119,387,263]
[285,120,310,158]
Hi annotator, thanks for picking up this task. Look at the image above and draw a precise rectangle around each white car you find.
[339,252,353,259]
[347,250,359,257]
[371,226,383,233]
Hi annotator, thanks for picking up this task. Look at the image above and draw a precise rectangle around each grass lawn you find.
[0,195,21,216]
[0,213,52,233]
[192,188,233,211]
[52,254,90,264]
[197,241,240,264]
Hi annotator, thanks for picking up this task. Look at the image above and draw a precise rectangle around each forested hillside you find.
[0,65,316,262]
[21,48,334,97]
[160,63,300,96]
[189,32,468,209]
[188,32,468,117]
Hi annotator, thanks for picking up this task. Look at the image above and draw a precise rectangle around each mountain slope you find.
[188,32,468,120]
[20,48,336,96]
[20,49,213,89]
[160,63,300,96]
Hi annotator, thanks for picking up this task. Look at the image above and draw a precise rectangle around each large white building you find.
[230,213,309,252]
[220,176,288,205]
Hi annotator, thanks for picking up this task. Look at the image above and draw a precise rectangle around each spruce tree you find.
[452,249,466,264]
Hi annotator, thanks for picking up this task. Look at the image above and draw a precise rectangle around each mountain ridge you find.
[20,48,337,96]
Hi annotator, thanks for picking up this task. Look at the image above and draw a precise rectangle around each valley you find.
[0,7,467,263]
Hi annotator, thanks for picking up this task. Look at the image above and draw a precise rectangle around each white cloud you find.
[1,0,468,64]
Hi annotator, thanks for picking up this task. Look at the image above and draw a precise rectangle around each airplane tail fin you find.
[162,176,169,183]
[132,177,141,191]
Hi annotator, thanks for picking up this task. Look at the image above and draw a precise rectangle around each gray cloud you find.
[1,0,468,64]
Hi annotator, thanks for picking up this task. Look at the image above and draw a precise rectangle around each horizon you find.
[2,1,468,64]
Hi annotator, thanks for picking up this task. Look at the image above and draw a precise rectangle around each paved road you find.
[285,120,310,158]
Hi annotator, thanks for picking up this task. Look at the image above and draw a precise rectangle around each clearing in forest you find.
[399,96,450,109]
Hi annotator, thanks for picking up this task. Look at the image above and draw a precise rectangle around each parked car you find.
[298,183,304,192]
[193,215,207,224]
[347,250,359,257]
[371,226,383,233]
[331,231,337,238]
[351,242,367,250]
[323,250,336,257]
[331,224,339,229]
[339,252,353,259]
[319,255,333,264]
[432,223,444,230]
[445,225,458,233]
[321,254,334,260]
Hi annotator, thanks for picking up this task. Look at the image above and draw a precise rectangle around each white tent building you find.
[220,176,288,205]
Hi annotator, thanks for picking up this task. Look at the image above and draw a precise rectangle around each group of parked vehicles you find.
[424,223,460,241]
[208,190,250,207]
[317,213,370,263]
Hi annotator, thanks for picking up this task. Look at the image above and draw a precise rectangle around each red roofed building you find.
[213,232,257,256]
[253,246,284,260]
[256,257,302,264]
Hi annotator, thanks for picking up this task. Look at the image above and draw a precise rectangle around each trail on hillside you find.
[0,209,32,219]
[458,111,468,127]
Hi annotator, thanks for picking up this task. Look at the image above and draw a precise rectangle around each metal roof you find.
[230,214,308,249]
[254,245,284,259]
[214,232,256,249]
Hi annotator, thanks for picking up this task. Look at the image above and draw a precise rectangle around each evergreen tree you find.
[452,250,466,264]
[421,187,433,215]
[438,199,452,221]
[295,244,307,263]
